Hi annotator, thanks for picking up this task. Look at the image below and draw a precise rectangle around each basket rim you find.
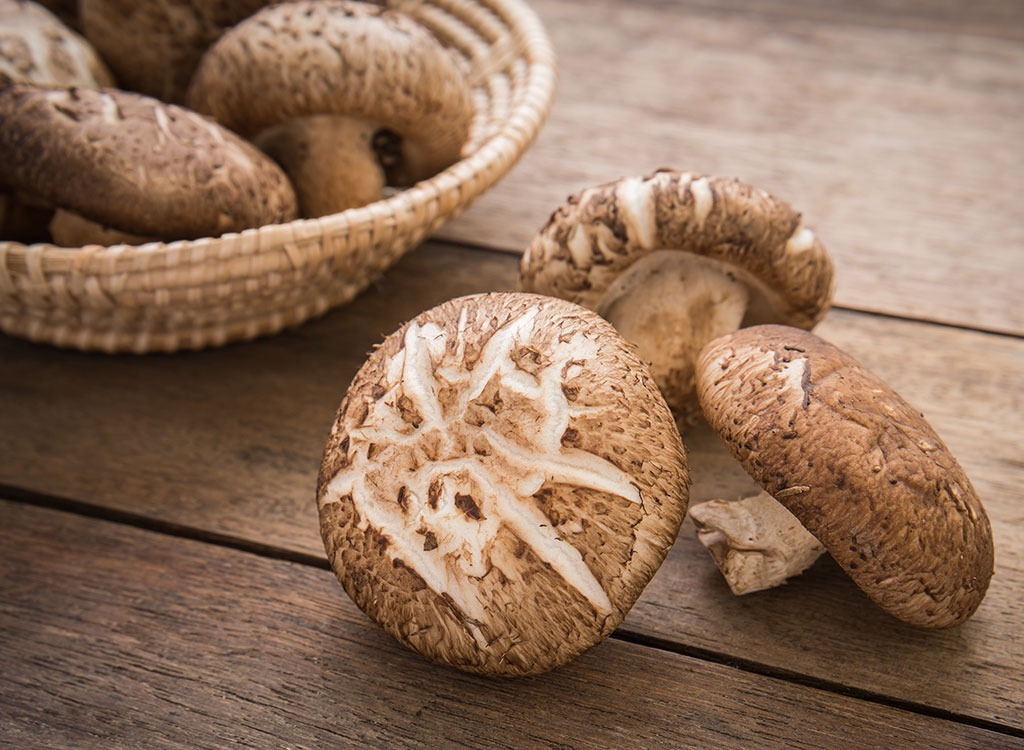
[0,0,556,275]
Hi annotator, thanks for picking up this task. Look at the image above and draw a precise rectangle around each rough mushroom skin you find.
[317,292,690,676]
[0,0,114,88]
[695,325,994,628]
[689,491,825,595]
[0,85,298,241]
[255,115,385,218]
[186,0,474,185]
[80,0,271,103]
[519,169,835,427]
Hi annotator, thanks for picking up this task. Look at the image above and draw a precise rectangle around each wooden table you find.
[2,1,1022,747]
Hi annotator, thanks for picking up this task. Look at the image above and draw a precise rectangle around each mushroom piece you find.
[695,324,994,628]
[186,0,474,186]
[0,0,114,88]
[688,491,824,595]
[519,169,836,427]
[254,115,385,218]
[80,0,270,103]
[0,85,298,244]
[317,292,690,676]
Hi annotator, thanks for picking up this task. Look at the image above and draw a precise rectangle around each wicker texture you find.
[0,0,556,353]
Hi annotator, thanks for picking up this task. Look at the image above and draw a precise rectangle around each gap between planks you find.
[4,482,1021,741]
[405,237,1024,341]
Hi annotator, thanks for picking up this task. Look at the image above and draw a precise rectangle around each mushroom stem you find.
[596,250,750,427]
[689,491,825,595]
[255,115,385,218]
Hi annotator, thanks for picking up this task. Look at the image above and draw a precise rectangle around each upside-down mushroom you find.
[519,169,835,427]
[694,324,994,628]
[317,292,689,675]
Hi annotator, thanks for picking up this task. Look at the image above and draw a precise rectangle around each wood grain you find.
[438,0,1024,334]
[0,241,1021,728]
[1,499,1016,750]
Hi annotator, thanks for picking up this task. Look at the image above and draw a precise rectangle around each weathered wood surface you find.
[2,499,1018,750]
[1,242,1021,729]
[439,0,1024,334]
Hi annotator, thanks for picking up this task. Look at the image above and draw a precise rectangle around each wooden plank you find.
[634,0,1024,38]
[438,0,1024,334]
[0,499,1015,749]
[0,242,1022,728]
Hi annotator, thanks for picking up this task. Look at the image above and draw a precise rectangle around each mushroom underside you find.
[594,250,794,425]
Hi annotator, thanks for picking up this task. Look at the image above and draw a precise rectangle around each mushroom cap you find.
[80,0,270,103]
[186,0,474,184]
[255,115,385,218]
[695,324,994,628]
[519,169,835,329]
[317,292,690,676]
[0,85,298,240]
[0,0,114,88]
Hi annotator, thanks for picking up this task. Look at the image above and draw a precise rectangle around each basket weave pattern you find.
[0,0,556,353]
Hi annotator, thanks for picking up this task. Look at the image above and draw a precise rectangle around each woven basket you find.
[0,0,555,353]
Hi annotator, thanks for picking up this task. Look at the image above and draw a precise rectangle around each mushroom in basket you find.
[0,85,298,246]
[0,0,116,242]
[186,0,475,217]
[0,0,113,88]
[79,0,270,104]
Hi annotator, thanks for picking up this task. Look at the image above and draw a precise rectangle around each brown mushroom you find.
[695,324,994,628]
[80,0,270,103]
[519,169,835,427]
[0,0,114,88]
[254,115,385,218]
[186,0,475,186]
[0,85,298,245]
[317,292,689,675]
[0,0,117,241]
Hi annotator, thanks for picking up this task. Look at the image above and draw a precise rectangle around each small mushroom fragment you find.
[80,0,270,102]
[689,491,824,595]
[187,0,474,186]
[519,169,835,427]
[255,115,385,218]
[0,85,298,245]
[317,292,689,675]
[695,324,994,628]
[0,0,114,88]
